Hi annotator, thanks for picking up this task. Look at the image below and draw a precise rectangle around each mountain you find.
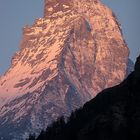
[126,58,134,77]
[0,0,129,139]
[33,55,140,140]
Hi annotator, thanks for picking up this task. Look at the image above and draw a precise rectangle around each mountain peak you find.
[0,0,129,139]
[44,0,73,17]
[44,0,100,17]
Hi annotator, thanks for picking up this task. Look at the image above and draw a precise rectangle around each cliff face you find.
[0,0,129,139]
[34,55,140,140]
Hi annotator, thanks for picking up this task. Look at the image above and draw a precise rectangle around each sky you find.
[0,0,140,75]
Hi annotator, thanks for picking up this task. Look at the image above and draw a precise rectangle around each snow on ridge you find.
[0,16,72,106]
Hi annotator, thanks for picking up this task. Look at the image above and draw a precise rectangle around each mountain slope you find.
[126,58,134,77]
[34,55,140,140]
[0,0,129,139]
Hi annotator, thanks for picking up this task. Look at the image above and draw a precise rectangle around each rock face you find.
[35,55,140,140]
[0,0,129,139]
[126,58,134,77]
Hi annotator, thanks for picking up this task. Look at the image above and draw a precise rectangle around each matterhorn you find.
[0,0,129,139]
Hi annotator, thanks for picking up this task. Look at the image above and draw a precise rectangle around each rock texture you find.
[34,55,140,140]
[0,0,129,139]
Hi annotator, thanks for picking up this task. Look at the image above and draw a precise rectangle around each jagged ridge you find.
[0,0,129,139]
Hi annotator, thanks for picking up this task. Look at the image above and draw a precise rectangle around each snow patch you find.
[48,7,53,12]
[63,5,69,9]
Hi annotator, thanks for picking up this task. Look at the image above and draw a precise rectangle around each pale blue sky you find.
[0,0,140,75]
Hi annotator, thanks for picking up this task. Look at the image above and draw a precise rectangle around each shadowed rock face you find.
[0,0,129,139]
[33,56,140,140]
[126,58,134,77]
[44,0,72,17]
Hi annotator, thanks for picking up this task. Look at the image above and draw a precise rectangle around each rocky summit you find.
[0,0,129,139]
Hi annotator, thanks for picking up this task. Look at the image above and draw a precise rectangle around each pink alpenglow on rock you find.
[0,0,129,139]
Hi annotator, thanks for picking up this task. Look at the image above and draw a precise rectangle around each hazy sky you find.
[0,0,140,75]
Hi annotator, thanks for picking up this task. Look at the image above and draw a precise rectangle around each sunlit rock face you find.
[0,0,129,139]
